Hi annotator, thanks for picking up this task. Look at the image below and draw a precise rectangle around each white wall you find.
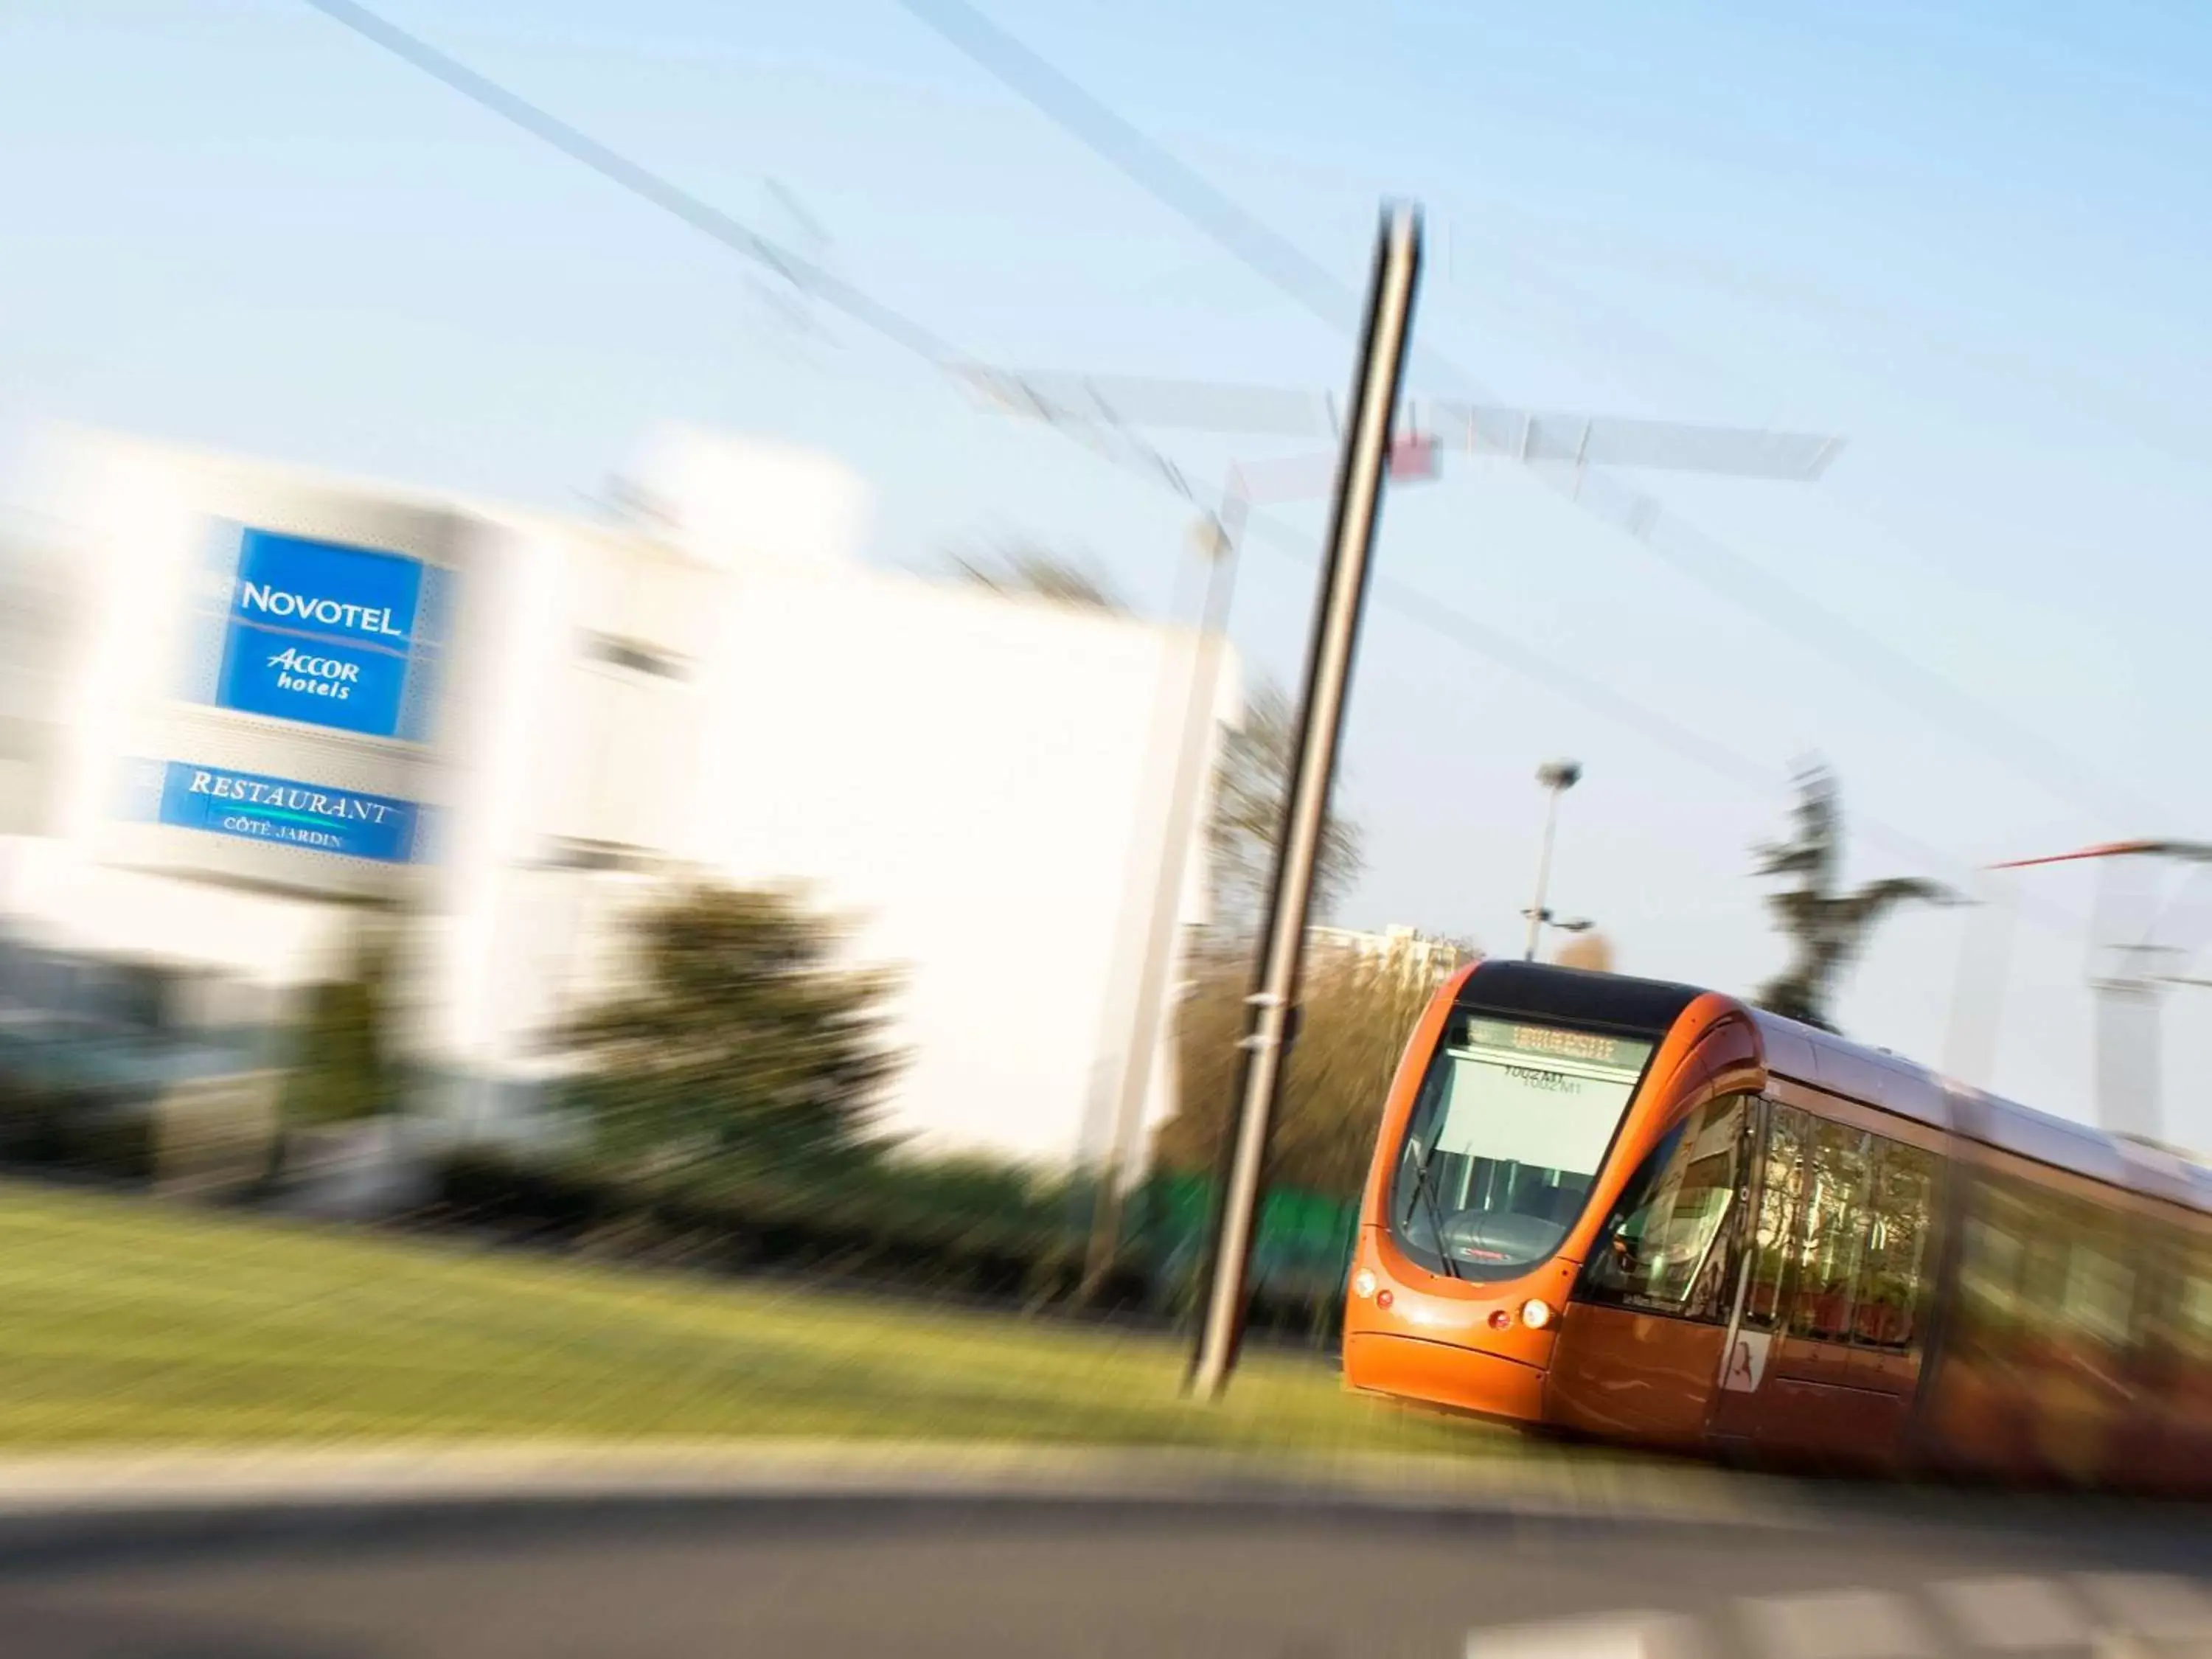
[686,562,1237,1166]
[0,529,78,838]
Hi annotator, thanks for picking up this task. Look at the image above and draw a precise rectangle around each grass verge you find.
[0,1180,1508,1458]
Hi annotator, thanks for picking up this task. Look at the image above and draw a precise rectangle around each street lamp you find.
[1523,759,1583,961]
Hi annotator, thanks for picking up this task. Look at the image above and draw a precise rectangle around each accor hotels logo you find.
[262,646,362,703]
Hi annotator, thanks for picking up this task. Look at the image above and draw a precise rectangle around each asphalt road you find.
[0,1488,2207,1659]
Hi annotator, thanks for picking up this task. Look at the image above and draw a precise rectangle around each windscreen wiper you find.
[1402,1147,1461,1281]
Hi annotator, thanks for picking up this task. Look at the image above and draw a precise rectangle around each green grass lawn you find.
[0,1180,1506,1458]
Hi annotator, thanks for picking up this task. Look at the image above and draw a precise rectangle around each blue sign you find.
[150,762,422,863]
[212,529,437,740]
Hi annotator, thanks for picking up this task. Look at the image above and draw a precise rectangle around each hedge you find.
[424,1149,1354,1339]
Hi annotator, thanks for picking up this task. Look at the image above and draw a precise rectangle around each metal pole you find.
[1188,202,1422,1399]
[1079,484,1248,1304]
[1522,760,1580,961]
[1523,785,1562,961]
[1940,871,2013,1091]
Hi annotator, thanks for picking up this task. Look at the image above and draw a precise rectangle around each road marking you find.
[1930,1575,2093,1650]
[1466,1575,2212,1659]
[1739,1590,1939,1659]
[2073,1575,2212,1644]
[1466,1612,1709,1659]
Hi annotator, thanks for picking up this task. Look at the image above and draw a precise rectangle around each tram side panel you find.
[1917,1148,2212,1492]
[2158,1209,2212,1488]
[1726,1096,1939,1475]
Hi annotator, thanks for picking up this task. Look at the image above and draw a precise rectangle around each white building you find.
[1306,924,1465,984]
[0,424,1239,1172]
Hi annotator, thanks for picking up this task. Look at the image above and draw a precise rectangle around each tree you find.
[950,543,1123,611]
[950,545,1363,933]
[1753,762,1955,1032]
[1151,938,1465,1204]
[566,883,905,1180]
[1207,679,1363,932]
[271,902,403,1180]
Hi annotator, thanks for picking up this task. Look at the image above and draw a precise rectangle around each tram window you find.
[1387,1013,1655,1280]
[1784,1119,1874,1344]
[1579,1093,1749,1324]
[1958,1173,2031,1358]
[2138,1220,2206,1368]
[1739,1102,1809,1333]
[2016,1194,2070,1360]
[2057,1203,2135,1359]
[2005,1181,2135,1367]
[1850,1139,1936,1352]
[2178,1243,2212,1365]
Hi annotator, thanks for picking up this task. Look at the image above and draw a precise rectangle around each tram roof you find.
[1451,961,2211,1217]
[1450,959,1708,1034]
[1753,1007,2212,1217]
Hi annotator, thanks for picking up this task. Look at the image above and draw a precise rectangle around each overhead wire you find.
[299,0,963,367]
[1231,509,2084,936]
[293,0,2083,935]
[894,0,2180,838]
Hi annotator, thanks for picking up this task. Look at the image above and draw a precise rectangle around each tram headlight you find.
[1520,1298,1555,1330]
[1352,1270,1377,1299]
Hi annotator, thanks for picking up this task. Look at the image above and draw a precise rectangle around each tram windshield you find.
[1388,1011,1656,1279]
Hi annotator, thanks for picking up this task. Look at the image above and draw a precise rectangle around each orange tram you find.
[1342,961,2212,1494]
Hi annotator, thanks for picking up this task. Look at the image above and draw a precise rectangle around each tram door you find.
[1707,1099,1937,1471]
[1549,1093,1756,1453]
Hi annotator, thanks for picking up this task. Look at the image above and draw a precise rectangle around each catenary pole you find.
[1079,482,1248,1304]
[1188,202,1422,1399]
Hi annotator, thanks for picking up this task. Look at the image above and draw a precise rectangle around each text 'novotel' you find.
[237,582,408,639]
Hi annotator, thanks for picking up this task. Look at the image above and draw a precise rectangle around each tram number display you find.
[1500,1064,1579,1093]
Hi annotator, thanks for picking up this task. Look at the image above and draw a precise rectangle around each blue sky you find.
[5,0,2211,1145]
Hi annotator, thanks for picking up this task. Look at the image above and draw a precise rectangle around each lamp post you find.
[1523,759,1582,961]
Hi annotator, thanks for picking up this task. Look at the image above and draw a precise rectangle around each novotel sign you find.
[150,761,423,864]
[240,589,410,636]
[208,527,445,741]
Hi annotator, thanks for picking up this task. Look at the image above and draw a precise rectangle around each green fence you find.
[1127,1171,1360,1338]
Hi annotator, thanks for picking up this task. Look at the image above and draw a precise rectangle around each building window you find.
[537,838,661,874]
[582,631,689,681]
